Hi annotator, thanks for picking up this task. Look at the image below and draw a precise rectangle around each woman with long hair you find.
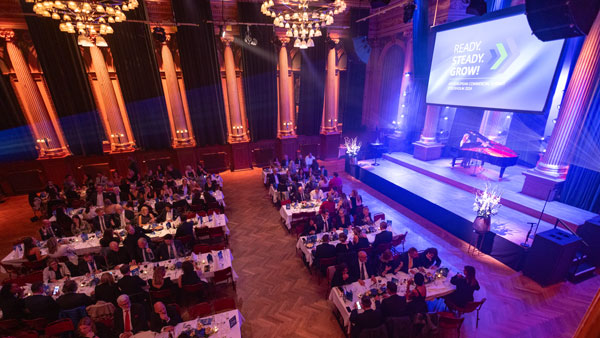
[23,236,43,261]
[71,215,92,236]
[47,237,78,266]
[406,272,428,315]
[445,265,481,308]
[94,272,120,305]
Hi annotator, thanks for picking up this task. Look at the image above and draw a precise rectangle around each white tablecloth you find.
[23,250,236,297]
[329,268,456,330]
[151,310,244,338]
[279,202,321,229]
[295,224,395,266]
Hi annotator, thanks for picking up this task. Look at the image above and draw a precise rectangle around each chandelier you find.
[25,0,139,38]
[261,0,347,49]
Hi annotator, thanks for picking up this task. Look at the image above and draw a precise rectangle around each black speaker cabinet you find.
[523,228,581,286]
[526,0,600,41]
[577,216,600,267]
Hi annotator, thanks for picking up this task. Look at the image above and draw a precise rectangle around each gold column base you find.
[173,137,196,149]
[38,146,71,159]
[109,142,136,154]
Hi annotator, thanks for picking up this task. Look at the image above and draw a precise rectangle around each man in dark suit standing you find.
[92,208,115,233]
[348,251,377,285]
[23,282,59,320]
[117,264,147,296]
[377,282,407,318]
[349,296,384,338]
[372,222,393,252]
[313,234,336,273]
[157,234,185,261]
[114,294,148,336]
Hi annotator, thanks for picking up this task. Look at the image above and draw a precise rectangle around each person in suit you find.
[157,234,185,261]
[416,247,442,269]
[445,265,480,308]
[114,294,148,336]
[372,222,393,252]
[114,204,135,229]
[0,281,24,319]
[78,253,102,276]
[355,206,373,226]
[24,282,59,320]
[92,208,115,233]
[39,219,62,240]
[302,218,321,236]
[99,228,121,248]
[123,225,150,259]
[134,237,156,263]
[377,282,408,318]
[330,263,352,288]
[94,272,121,305]
[398,247,420,273]
[155,204,179,223]
[56,280,93,311]
[117,264,147,296]
[43,258,71,282]
[290,186,310,203]
[348,251,377,285]
[333,208,351,230]
[315,211,331,233]
[107,241,130,267]
[376,250,401,277]
[88,185,107,207]
[314,234,336,273]
[150,301,182,333]
[349,296,384,338]
[175,219,194,239]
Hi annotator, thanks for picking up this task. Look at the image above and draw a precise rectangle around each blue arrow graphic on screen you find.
[490,43,508,70]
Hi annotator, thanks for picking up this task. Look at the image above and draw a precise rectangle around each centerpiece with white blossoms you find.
[473,184,502,218]
[344,137,362,157]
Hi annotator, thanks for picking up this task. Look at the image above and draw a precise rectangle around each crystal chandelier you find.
[25,0,139,38]
[261,0,347,49]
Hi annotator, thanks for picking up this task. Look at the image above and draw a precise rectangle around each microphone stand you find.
[521,187,556,247]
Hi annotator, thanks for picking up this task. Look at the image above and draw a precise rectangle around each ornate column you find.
[88,44,135,152]
[320,38,341,159]
[389,35,412,152]
[1,30,70,158]
[522,12,600,199]
[221,36,249,144]
[159,35,195,148]
[479,110,512,144]
[276,37,298,160]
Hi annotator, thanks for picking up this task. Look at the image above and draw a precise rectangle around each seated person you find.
[114,294,148,336]
[175,218,194,239]
[355,206,373,226]
[335,233,352,255]
[349,296,384,338]
[333,208,351,229]
[71,215,92,236]
[107,241,130,267]
[314,234,336,271]
[117,264,147,296]
[376,250,401,277]
[406,273,428,315]
[137,205,156,227]
[445,265,480,308]
[56,280,93,311]
[114,204,135,229]
[290,186,310,203]
[92,208,115,233]
[350,227,370,251]
[331,263,352,288]
[416,247,442,269]
[134,237,156,263]
[315,211,331,233]
[349,251,377,286]
[310,187,325,201]
[94,272,121,305]
[46,237,78,267]
[23,237,45,262]
[78,253,102,276]
[77,316,113,338]
[303,218,321,236]
[123,224,151,259]
[156,204,179,223]
[178,261,204,288]
[378,282,408,318]
[43,258,71,283]
[157,234,185,261]
[0,281,24,319]
[99,228,121,248]
[24,282,59,320]
[39,219,62,240]
[319,195,336,216]
[149,266,175,291]
[150,301,182,333]
[398,247,420,273]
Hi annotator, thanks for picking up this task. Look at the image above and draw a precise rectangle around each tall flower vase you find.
[473,216,491,233]
[349,156,357,165]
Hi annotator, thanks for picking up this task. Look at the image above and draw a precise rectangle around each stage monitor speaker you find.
[525,0,600,41]
[522,228,581,286]
[577,216,600,267]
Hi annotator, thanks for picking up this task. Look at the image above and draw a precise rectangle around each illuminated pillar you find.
[160,37,195,148]
[321,39,339,134]
[395,36,413,134]
[88,44,135,152]
[479,110,512,144]
[222,36,248,143]
[1,30,69,158]
[522,12,600,199]
[278,38,295,137]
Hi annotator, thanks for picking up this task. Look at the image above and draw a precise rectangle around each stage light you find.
[404,72,411,77]
[553,119,557,124]
[506,115,511,119]
[400,114,405,118]
[444,116,448,120]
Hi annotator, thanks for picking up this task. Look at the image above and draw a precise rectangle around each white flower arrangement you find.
[344,137,362,157]
[473,184,502,217]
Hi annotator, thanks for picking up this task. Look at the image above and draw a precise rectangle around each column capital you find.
[279,37,290,46]
[221,36,234,46]
[0,29,15,42]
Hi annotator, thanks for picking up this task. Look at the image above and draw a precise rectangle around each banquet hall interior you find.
[0,0,599,337]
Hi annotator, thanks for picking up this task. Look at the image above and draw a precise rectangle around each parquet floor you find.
[0,161,598,338]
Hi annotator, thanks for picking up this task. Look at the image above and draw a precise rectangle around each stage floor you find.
[355,156,561,250]
[382,152,597,229]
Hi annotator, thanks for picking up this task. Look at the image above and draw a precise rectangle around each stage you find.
[346,152,597,270]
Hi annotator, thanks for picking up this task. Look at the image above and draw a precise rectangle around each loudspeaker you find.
[523,228,581,286]
[577,216,600,267]
[526,0,600,41]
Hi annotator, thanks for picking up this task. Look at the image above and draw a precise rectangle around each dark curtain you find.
[172,0,226,146]
[22,2,104,156]
[237,2,278,141]
[105,2,171,150]
[297,39,327,136]
[341,8,368,132]
[560,79,600,213]
[0,73,37,162]
[378,45,404,127]
[442,107,484,157]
